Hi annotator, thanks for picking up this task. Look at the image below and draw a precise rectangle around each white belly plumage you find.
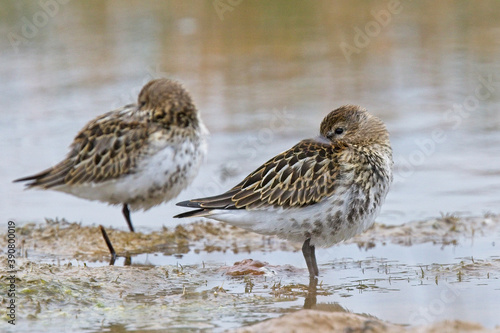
[55,138,206,211]
[203,179,390,248]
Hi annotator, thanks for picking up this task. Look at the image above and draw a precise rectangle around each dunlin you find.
[15,78,208,232]
[175,105,392,277]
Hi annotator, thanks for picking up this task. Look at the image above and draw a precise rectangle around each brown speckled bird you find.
[15,78,208,232]
[175,105,392,278]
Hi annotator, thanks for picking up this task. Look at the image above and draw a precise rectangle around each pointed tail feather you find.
[13,160,72,189]
[175,189,242,218]
[13,168,54,188]
[175,190,238,210]
[13,171,50,183]
[174,208,211,218]
[176,200,203,208]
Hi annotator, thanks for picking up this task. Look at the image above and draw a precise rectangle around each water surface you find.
[1,1,500,330]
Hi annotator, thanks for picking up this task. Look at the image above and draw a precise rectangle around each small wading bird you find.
[175,105,392,278]
[15,78,208,232]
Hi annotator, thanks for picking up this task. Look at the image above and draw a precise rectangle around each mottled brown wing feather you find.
[15,113,150,188]
[179,139,344,210]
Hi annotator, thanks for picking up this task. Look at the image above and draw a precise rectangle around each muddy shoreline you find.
[1,214,500,332]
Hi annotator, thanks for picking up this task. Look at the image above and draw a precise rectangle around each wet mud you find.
[1,214,499,332]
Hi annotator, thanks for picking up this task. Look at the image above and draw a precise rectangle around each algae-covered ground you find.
[1,215,500,332]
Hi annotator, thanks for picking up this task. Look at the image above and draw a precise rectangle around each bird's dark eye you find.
[334,127,344,135]
[139,101,146,108]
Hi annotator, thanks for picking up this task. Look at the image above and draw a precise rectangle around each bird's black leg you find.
[302,238,319,277]
[310,244,319,277]
[99,225,116,265]
[122,204,135,232]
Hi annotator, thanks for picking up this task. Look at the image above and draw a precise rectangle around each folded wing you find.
[14,113,150,188]
[177,139,345,214]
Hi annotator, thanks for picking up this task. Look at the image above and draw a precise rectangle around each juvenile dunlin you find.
[15,78,208,232]
[175,105,392,277]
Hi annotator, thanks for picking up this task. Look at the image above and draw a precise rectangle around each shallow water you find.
[1,1,500,331]
[12,218,500,332]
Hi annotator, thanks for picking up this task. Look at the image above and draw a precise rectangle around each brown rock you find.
[224,259,268,276]
[232,310,500,333]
